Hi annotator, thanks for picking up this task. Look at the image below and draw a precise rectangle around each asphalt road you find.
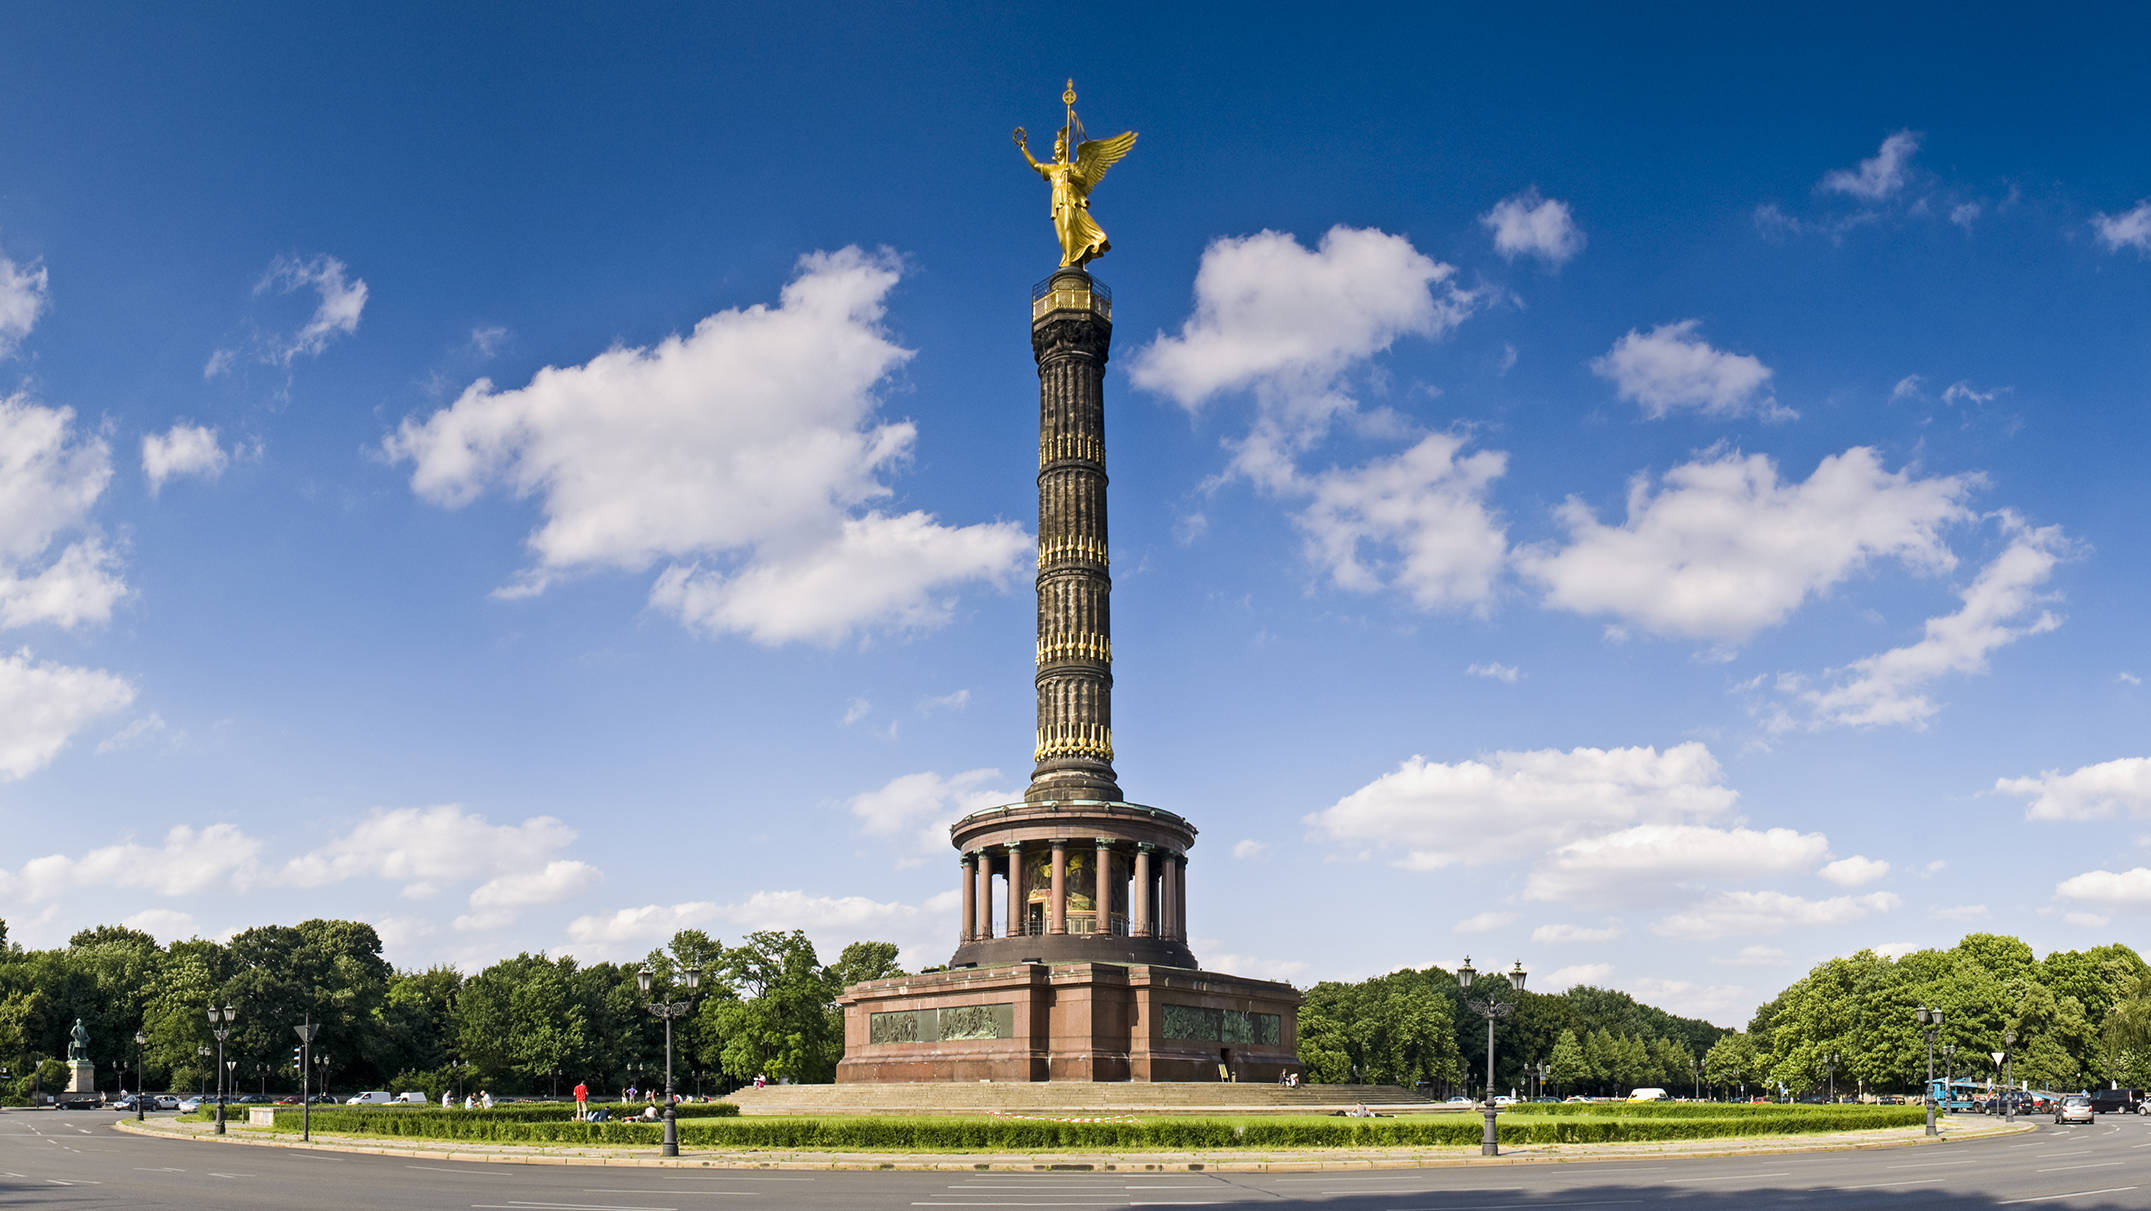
[6,1109,2151,1209]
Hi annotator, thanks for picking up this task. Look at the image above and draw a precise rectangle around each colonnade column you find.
[960,852,977,942]
[1049,840,1068,934]
[1005,842,1026,938]
[1094,838,1114,936]
[1157,851,1175,941]
[1173,852,1188,941]
[974,850,994,941]
[1131,844,1153,938]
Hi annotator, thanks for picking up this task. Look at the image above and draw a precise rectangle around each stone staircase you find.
[720,1082,1445,1117]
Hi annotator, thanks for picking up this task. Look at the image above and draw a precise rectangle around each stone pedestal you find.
[66,1060,94,1094]
[837,962,1300,1084]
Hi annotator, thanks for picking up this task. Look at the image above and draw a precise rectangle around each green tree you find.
[1545,1028,1587,1095]
[1704,1032,1759,1097]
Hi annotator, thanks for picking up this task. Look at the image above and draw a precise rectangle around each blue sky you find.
[2,4,2148,1025]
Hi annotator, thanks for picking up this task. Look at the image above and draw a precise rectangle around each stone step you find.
[720,1083,1436,1116]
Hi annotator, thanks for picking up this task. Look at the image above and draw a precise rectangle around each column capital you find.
[1004,840,1025,853]
[1050,837,1069,850]
[961,851,977,867]
[1136,841,1156,853]
[1093,837,1115,849]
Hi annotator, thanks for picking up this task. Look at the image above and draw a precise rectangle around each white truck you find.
[345,1090,395,1105]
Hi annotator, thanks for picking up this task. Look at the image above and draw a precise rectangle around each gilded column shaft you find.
[1029,269,1121,803]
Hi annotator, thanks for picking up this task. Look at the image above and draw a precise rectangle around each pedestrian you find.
[441,1089,452,1109]
[573,1080,589,1121]
[626,1084,638,1103]
[463,1093,474,1111]
[480,1089,493,1110]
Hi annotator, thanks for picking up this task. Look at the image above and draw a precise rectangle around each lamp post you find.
[196,1045,212,1096]
[2002,1030,2017,1123]
[1942,1043,1956,1112]
[133,1031,147,1121]
[1822,1051,1838,1104]
[1456,957,1527,1157]
[207,1004,236,1135]
[637,963,702,1158]
[293,1014,320,1142]
[1915,1006,1943,1137]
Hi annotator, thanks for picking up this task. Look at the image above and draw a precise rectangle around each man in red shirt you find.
[573,1081,589,1121]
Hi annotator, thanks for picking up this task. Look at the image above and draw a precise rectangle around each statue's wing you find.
[1072,131,1138,190]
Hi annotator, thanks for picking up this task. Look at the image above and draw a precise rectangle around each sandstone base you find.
[66,1060,95,1094]
[836,962,1300,1084]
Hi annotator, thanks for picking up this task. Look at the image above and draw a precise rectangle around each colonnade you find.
[957,839,1188,944]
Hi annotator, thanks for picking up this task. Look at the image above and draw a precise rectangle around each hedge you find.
[182,1102,739,1127]
[255,1105,1927,1149]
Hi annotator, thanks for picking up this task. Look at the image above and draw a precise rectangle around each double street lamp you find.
[133,1031,147,1122]
[207,1004,237,1135]
[1456,957,1527,1158]
[196,1046,212,1096]
[1822,1051,1839,1104]
[1914,1006,1944,1137]
[637,963,702,1158]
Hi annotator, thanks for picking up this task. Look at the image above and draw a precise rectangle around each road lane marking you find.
[2036,1161,2126,1173]
[583,1192,756,1197]
[1884,1159,1959,1169]
[1832,1180,1939,1191]
[912,1203,1126,1208]
[1387,1202,1642,1210]
[1666,1172,1791,1183]
[470,1204,676,1211]
[2000,1188,2138,1205]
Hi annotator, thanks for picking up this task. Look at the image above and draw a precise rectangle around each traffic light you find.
[292,1047,303,1070]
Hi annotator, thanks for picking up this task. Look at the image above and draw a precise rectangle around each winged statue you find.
[1014,80,1137,268]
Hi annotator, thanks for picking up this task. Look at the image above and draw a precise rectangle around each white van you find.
[1627,1087,1669,1102]
[346,1090,395,1105]
[394,1091,428,1104]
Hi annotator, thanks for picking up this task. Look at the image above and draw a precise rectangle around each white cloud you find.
[842,697,871,725]
[0,823,262,901]
[1589,320,1779,420]
[0,648,134,779]
[1950,202,1981,230]
[1465,661,1519,683]
[1517,447,1975,644]
[455,859,601,931]
[1131,225,1476,418]
[279,804,577,895]
[919,689,970,713]
[2056,868,2151,905]
[1198,948,1312,984]
[1481,189,1585,267]
[1533,923,1623,944]
[256,253,367,364]
[1231,839,1267,861]
[1998,757,2151,821]
[95,712,168,754]
[1715,945,1790,966]
[1890,375,1924,401]
[386,248,1027,646]
[1819,130,1922,202]
[2064,911,2112,928]
[0,395,127,630]
[121,908,200,944]
[1871,941,1921,960]
[2121,672,2142,687]
[1941,380,2005,406]
[141,423,230,494]
[1453,910,1516,934]
[1525,824,1829,902]
[1544,962,1615,990]
[1930,903,1988,922]
[1819,856,1891,886]
[845,768,1012,865]
[566,888,948,969]
[1295,433,1509,610]
[1773,516,2070,730]
[1653,890,1899,940]
[650,511,1029,645]
[0,250,50,359]
[469,325,508,357]
[2092,202,2151,256]
[1308,742,1738,870]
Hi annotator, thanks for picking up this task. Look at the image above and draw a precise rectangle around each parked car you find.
[2056,1094,2095,1125]
[110,1095,139,1112]
[152,1095,181,1111]
[2088,1088,2141,1115]
[176,1097,202,1113]
[346,1090,395,1105]
[1628,1088,1669,1102]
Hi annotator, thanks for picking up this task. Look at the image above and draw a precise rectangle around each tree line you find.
[1696,934,2151,1098]
[0,917,900,1101]
[1295,964,1725,1097]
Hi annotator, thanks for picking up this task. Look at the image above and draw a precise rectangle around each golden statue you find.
[1014,80,1138,268]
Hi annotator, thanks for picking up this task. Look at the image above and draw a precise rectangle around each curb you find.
[114,1117,2036,1173]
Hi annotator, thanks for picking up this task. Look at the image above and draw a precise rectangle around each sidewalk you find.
[118,1114,2032,1172]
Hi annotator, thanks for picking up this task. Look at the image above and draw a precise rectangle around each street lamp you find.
[196,1045,212,1096]
[1941,1043,1956,1111]
[1456,957,1527,1157]
[2002,1029,2017,1123]
[1915,1006,1944,1137]
[637,963,702,1158]
[1822,1051,1839,1104]
[207,1004,237,1135]
[133,1031,147,1122]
